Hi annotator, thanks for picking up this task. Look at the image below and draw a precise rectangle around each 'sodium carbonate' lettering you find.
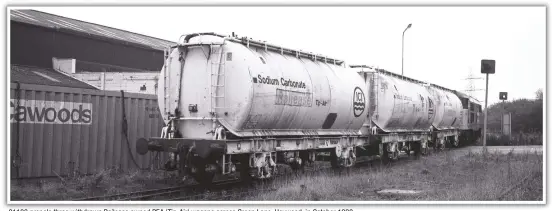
[257,74,306,89]
[10,99,92,124]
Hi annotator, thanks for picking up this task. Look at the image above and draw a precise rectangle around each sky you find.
[29,6,546,106]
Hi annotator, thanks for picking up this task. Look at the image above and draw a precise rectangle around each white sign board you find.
[502,113,511,135]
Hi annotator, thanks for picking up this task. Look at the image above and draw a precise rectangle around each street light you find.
[402,23,412,76]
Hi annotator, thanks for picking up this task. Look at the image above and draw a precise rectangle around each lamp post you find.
[402,23,412,76]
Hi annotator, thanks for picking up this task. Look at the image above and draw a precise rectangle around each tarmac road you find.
[453,145,543,157]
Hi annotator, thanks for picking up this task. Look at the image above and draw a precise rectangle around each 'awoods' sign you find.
[10,99,92,124]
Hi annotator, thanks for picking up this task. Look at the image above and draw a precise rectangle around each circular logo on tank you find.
[353,87,366,117]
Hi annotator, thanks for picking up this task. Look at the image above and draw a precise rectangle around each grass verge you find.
[11,168,175,201]
[245,148,543,201]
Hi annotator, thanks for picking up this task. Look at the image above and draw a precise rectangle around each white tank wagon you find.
[353,66,435,160]
[157,34,368,138]
[136,33,483,185]
[366,71,435,132]
[427,86,462,130]
[426,84,463,148]
[138,33,373,184]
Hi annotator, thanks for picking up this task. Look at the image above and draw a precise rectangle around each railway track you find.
[73,146,459,201]
[73,179,241,201]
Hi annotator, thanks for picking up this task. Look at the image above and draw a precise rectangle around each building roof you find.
[11,65,99,89]
[10,9,175,51]
[76,59,153,73]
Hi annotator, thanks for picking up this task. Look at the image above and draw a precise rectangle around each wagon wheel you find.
[290,151,309,171]
[439,139,446,150]
[345,149,356,167]
[190,158,215,186]
[391,147,399,160]
[452,136,460,148]
[445,137,452,148]
[380,145,391,165]
[421,142,429,156]
[300,151,310,166]
[237,155,252,183]
[330,149,340,168]
[412,142,421,158]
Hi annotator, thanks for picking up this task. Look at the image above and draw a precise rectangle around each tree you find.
[535,89,543,100]
[486,89,543,133]
[531,89,543,132]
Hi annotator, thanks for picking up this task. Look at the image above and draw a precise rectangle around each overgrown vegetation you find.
[12,148,543,201]
[486,133,543,146]
[11,167,172,201]
[486,89,543,133]
[246,148,543,201]
[484,89,543,146]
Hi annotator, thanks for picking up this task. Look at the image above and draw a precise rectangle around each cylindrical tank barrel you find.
[157,34,369,139]
[369,73,435,132]
[426,87,463,130]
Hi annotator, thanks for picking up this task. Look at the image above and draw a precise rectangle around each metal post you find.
[502,99,505,134]
[401,23,412,76]
[483,73,489,147]
[402,33,405,75]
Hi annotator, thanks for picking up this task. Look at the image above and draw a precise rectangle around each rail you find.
[72,179,240,201]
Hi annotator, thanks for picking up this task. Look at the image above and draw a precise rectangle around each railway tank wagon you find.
[368,72,435,132]
[426,85,463,148]
[136,32,483,185]
[353,66,436,161]
[352,66,482,160]
[137,33,372,184]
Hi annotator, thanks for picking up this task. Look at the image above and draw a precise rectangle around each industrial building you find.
[10,9,174,94]
[10,9,170,179]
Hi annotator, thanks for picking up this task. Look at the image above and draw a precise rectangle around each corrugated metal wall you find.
[10,82,167,179]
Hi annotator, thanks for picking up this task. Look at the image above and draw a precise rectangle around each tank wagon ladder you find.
[163,48,171,117]
[210,45,226,116]
[371,73,379,118]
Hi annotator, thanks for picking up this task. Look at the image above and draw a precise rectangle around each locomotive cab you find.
[456,92,483,145]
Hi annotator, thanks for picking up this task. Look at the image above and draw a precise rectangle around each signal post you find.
[481,59,496,147]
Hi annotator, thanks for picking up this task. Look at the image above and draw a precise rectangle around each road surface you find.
[453,145,543,157]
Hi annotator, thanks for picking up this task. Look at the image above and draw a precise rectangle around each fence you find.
[10,82,167,179]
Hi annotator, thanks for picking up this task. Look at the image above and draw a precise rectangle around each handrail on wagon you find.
[349,64,461,94]
[172,32,346,66]
[430,83,457,93]
[350,65,429,85]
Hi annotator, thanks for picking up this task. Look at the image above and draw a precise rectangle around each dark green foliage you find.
[486,133,543,146]
[483,89,543,146]
[486,89,543,133]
